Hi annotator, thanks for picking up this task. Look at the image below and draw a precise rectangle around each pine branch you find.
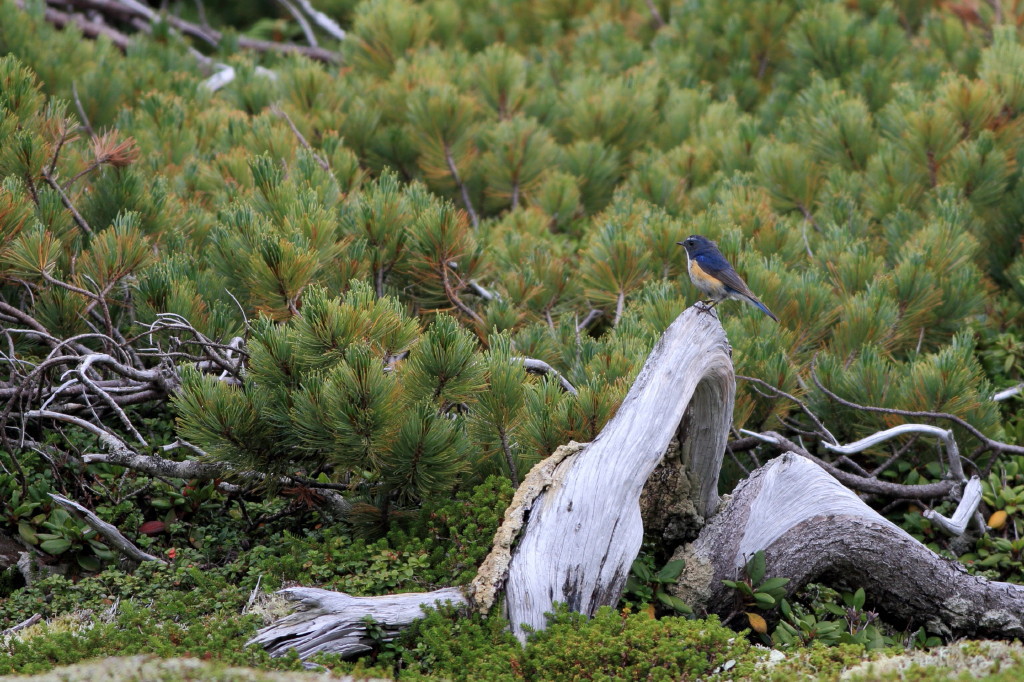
[500,429,519,488]
[271,105,331,172]
[276,0,318,48]
[515,358,578,396]
[440,263,484,326]
[444,144,479,230]
[40,169,93,236]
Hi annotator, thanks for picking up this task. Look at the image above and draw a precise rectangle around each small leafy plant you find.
[623,556,692,615]
[773,587,892,650]
[722,550,790,634]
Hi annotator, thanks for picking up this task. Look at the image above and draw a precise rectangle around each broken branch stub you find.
[502,305,734,640]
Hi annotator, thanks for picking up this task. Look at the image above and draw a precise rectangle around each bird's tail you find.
[744,295,778,322]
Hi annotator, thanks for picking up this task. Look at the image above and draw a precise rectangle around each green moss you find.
[393,605,762,681]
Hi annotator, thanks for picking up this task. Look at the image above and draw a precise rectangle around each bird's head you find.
[675,235,714,255]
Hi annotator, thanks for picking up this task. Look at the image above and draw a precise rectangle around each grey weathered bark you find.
[673,453,1024,638]
[252,305,735,652]
[49,494,166,565]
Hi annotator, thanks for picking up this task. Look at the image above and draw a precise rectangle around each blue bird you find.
[676,235,778,322]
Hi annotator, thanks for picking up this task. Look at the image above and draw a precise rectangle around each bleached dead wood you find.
[822,423,966,482]
[251,302,1024,659]
[250,587,469,658]
[672,453,1024,638]
[502,306,734,639]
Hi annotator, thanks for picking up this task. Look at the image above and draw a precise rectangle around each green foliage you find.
[773,588,892,651]
[623,555,692,616]
[394,605,758,681]
[0,549,332,678]
[412,475,513,585]
[4,0,1022,474]
[722,550,790,633]
[0,473,512,675]
[174,284,577,515]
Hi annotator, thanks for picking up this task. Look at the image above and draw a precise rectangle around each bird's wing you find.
[694,252,754,296]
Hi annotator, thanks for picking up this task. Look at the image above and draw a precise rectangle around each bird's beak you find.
[675,241,685,246]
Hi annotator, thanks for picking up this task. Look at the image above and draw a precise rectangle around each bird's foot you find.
[695,300,718,317]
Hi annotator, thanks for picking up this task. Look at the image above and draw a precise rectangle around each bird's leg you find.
[695,299,718,317]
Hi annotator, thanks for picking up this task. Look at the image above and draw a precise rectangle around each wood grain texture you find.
[250,587,469,657]
[504,305,734,639]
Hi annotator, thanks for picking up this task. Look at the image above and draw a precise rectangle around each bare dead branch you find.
[576,308,603,332]
[14,0,132,49]
[994,383,1024,401]
[277,0,318,47]
[49,493,167,564]
[988,0,1003,24]
[743,430,958,500]
[81,449,354,518]
[40,170,93,236]
[643,0,666,28]
[0,302,60,350]
[1,614,42,636]
[36,0,341,62]
[921,476,983,536]
[514,357,578,396]
[271,105,331,172]
[440,263,484,327]
[823,423,966,483]
[737,374,837,444]
[62,358,150,446]
[467,279,495,301]
[811,360,1024,456]
[444,144,479,230]
[294,0,346,41]
[499,430,519,488]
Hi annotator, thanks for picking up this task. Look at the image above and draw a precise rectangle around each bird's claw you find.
[695,301,717,317]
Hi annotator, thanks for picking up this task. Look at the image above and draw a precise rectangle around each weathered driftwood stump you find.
[251,305,1024,658]
[496,305,733,639]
